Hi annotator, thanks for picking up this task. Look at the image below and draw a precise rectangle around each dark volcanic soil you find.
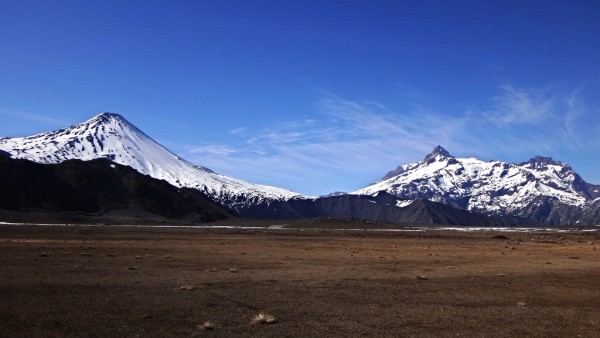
[1,224,599,337]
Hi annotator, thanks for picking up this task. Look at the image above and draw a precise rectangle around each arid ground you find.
[1,223,599,337]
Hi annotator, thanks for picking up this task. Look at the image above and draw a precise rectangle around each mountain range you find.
[1,113,598,226]
[354,146,600,225]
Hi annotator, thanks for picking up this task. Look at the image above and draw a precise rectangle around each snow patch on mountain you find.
[396,200,413,208]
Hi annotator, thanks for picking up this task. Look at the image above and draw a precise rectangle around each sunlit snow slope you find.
[353,146,600,224]
[0,113,301,211]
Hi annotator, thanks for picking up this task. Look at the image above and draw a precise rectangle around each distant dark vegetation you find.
[0,155,231,223]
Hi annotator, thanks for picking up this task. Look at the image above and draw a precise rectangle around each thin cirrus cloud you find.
[182,84,597,195]
[484,85,555,125]
[1,110,67,128]
[477,85,597,152]
[186,144,238,156]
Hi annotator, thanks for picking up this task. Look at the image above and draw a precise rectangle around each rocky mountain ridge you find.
[354,146,599,225]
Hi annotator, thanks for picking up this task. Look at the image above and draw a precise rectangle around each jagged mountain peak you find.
[381,146,454,180]
[426,145,452,158]
[423,145,454,164]
[521,156,564,168]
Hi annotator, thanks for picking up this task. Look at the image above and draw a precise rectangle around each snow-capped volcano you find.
[0,113,301,212]
[353,146,599,224]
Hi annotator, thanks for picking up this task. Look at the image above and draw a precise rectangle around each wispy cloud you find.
[0,110,67,126]
[179,84,598,195]
[475,84,598,152]
[185,145,237,156]
[484,85,555,125]
[228,127,247,135]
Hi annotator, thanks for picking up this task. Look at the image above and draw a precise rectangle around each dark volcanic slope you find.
[0,156,232,222]
[237,192,533,226]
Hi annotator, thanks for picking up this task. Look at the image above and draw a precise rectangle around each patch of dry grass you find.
[251,312,277,325]
[200,320,216,331]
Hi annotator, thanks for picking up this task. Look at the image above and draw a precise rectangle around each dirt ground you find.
[1,224,599,337]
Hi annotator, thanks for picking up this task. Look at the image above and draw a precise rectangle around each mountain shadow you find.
[0,155,232,223]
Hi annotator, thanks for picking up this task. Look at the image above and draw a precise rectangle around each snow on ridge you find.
[352,147,591,216]
[0,113,301,204]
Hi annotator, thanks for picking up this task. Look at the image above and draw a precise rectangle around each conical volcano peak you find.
[89,112,129,125]
[80,112,144,137]
[423,145,453,162]
[98,112,123,119]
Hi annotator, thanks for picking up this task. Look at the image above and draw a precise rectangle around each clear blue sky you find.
[1,0,599,195]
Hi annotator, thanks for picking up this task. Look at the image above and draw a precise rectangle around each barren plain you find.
[1,223,599,337]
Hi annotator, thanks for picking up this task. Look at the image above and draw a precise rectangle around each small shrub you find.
[201,320,216,330]
[251,312,277,325]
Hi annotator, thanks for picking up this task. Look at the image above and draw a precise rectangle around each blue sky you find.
[1,0,599,195]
